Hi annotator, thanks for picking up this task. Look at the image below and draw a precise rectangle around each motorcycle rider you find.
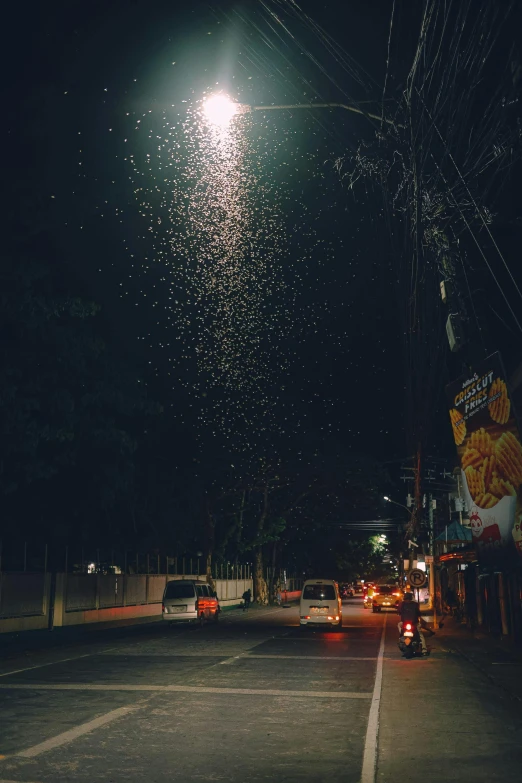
[398,591,427,655]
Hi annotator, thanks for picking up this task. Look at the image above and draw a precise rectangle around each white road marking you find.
[360,614,387,783]
[224,607,290,622]
[246,654,377,661]
[0,624,198,677]
[177,645,371,668]
[0,683,372,699]
[8,702,145,759]
[220,654,245,665]
[277,633,376,641]
[0,650,116,679]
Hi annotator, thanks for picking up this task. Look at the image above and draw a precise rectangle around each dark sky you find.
[6,0,522,470]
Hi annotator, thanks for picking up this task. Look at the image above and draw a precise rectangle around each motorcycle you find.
[398,622,424,659]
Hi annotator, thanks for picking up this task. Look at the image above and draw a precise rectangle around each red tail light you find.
[405,623,412,631]
[162,603,165,612]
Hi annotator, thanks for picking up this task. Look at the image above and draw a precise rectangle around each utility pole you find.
[428,493,437,628]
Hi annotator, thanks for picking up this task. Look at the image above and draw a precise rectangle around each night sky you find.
[5,0,522,480]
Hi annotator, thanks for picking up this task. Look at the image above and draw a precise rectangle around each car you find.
[371,585,403,612]
[299,579,342,628]
[162,579,220,625]
[340,583,355,598]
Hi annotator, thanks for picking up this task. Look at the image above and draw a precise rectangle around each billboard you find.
[446,352,522,561]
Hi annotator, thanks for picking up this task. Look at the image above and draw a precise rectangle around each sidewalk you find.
[427,615,522,703]
[377,617,522,782]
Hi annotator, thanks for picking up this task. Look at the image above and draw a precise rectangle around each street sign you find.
[425,555,434,565]
[408,568,427,588]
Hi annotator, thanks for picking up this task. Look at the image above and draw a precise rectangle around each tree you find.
[334,535,394,582]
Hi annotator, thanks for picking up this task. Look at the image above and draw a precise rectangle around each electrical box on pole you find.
[446,312,466,352]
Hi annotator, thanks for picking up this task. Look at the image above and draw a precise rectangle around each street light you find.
[383,496,412,515]
[201,94,397,127]
[202,94,239,126]
[384,496,416,588]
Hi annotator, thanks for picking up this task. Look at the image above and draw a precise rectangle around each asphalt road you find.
[1,600,522,783]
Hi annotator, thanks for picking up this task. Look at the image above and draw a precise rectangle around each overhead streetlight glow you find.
[383,496,390,502]
[202,94,239,127]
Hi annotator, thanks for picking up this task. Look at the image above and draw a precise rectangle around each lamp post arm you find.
[251,102,398,127]
[385,497,413,516]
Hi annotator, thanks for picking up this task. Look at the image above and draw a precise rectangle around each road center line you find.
[360,614,387,783]
[0,683,372,699]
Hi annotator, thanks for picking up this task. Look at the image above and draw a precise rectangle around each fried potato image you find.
[495,431,522,487]
[474,492,500,509]
[464,465,485,499]
[449,408,466,445]
[462,447,484,470]
[480,455,496,491]
[488,378,510,424]
[489,473,517,498]
[469,427,493,457]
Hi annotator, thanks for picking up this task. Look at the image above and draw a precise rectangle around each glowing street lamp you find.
[383,496,412,515]
[201,94,398,128]
[203,93,400,129]
[202,94,240,127]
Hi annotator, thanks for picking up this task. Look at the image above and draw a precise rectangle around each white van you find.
[162,579,220,625]
[299,579,342,628]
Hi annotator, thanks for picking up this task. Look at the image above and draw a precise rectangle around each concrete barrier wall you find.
[125,574,147,605]
[282,590,301,602]
[0,573,51,632]
[215,578,251,601]
[0,572,252,632]
[0,572,49,617]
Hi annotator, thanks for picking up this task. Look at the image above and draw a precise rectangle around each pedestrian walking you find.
[445,586,457,614]
[242,588,251,611]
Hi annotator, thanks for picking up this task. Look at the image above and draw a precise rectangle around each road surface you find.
[1,600,521,782]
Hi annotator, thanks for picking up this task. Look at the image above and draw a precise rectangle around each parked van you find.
[299,579,342,628]
[162,579,220,625]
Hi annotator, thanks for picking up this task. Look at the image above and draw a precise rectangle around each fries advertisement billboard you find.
[447,353,522,560]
